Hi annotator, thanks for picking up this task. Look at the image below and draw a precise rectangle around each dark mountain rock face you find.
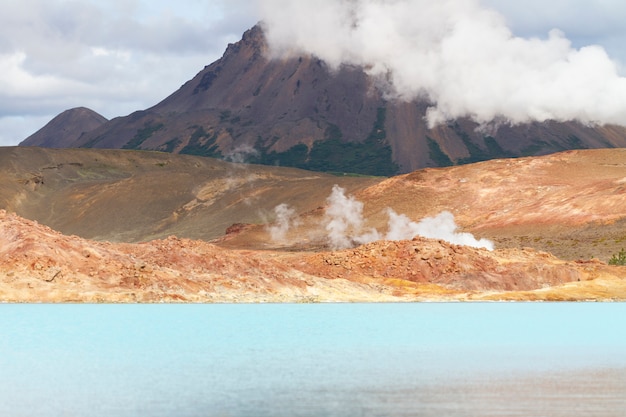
[20,25,626,174]
[20,107,108,148]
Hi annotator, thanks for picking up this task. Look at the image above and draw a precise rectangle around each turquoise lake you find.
[1,303,625,416]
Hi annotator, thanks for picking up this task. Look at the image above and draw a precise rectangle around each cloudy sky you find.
[2,0,626,145]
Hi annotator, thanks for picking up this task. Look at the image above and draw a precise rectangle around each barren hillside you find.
[1,147,625,302]
[1,209,624,302]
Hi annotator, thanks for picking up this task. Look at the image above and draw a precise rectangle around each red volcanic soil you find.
[1,209,624,302]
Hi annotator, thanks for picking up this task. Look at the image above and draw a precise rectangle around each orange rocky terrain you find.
[1,147,625,302]
[1,209,625,302]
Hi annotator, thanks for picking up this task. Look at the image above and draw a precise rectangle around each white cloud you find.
[3,0,626,146]
[0,0,258,146]
[482,0,626,72]
[260,0,626,128]
[0,52,71,96]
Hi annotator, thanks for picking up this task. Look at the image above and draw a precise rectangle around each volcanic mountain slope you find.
[20,25,626,174]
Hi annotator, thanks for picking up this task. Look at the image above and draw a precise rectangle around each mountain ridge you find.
[19,25,626,174]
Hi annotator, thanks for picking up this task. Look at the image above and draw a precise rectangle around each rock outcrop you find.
[1,210,624,302]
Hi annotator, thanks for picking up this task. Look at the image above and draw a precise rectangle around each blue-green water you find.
[1,303,625,416]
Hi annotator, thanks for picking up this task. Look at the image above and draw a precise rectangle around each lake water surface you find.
[1,303,625,416]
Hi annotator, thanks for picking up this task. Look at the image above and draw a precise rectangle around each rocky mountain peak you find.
[19,26,626,175]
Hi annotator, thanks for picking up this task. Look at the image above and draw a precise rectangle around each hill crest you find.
[21,107,108,148]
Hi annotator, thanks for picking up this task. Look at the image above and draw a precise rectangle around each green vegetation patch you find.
[158,138,182,153]
[193,66,222,94]
[519,135,590,157]
[519,140,551,157]
[448,123,508,164]
[122,122,164,150]
[608,248,626,266]
[427,137,453,167]
[179,126,222,158]
[566,135,587,149]
[250,107,399,176]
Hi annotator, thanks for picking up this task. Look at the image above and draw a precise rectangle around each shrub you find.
[608,248,626,266]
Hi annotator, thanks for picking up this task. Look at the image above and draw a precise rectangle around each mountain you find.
[20,25,626,174]
[20,107,108,148]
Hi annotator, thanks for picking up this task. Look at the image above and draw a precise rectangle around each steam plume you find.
[260,0,626,127]
[386,209,493,250]
[319,185,493,250]
[225,144,260,164]
[267,203,300,242]
[324,185,380,248]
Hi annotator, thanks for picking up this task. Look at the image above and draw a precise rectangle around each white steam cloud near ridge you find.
[384,208,494,250]
[269,185,494,250]
[267,203,301,242]
[260,0,626,128]
[225,144,260,164]
[324,184,381,248]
